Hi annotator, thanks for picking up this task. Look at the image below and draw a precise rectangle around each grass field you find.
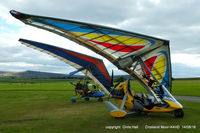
[131,79,200,96]
[0,78,199,133]
[0,78,200,96]
[172,79,200,96]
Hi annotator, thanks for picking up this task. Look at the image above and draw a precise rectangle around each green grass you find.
[0,78,200,133]
[1,78,200,96]
[0,79,89,91]
[0,78,71,83]
[130,79,200,96]
[0,91,199,133]
[172,79,200,96]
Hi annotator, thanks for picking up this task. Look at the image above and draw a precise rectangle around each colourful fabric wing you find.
[19,39,112,94]
[11,10,172,91]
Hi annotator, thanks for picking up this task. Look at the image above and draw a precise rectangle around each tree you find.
[116,76,125,82]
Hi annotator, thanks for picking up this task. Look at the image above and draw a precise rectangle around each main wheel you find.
[114,117,125,119]
[98,97,103,102]
[174,109,184,118]
[70,98,76,103]
[84,97,90,101]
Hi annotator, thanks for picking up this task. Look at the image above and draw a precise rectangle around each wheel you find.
[84,97,90,101]
[70,98,76,103]
[174,109,184,118]
[114,117,125,119]
[98,97,103,102]
[139,111,150,116]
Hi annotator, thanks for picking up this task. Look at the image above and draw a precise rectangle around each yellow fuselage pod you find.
[110,110,127,118]
[114,81,135,111]
[143,99,183,112]
[114,81,182,113]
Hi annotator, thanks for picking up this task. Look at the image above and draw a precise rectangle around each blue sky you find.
[0,0,200,78]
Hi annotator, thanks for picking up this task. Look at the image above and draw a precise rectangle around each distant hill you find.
[0,70,70,79]
[0,71,9,74]
[0,70,129,79]
[2,70,198,80]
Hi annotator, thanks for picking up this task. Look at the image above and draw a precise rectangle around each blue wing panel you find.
[19,39,112,93]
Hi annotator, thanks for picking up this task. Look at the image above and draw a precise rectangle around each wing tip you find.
[10,10,29,20]
[18,38,26,43]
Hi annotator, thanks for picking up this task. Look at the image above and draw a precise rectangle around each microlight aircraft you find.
[11,10,184,118]
[18,39,108,102]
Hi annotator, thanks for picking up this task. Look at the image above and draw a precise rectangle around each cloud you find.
[1,0,134,24]
[0,27,86,73]
[0,17,113,74]
[172,53,200,67]
[172,63,200,78]
[114,0,200,54]
[0,61,73,73]
[0,0,200,77]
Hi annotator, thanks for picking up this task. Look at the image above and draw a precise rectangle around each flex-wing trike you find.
[69,71,105,103]
[10,10,184,119]
[105,57,184,119]
[17,38,107,103]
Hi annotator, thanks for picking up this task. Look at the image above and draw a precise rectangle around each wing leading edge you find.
[19,39,112,94]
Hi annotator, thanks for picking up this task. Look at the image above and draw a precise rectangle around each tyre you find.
[84,97,90,101]
[174,109,184,118]
[114,117,125,119]
[98,97,103,102]
[70,98,76,103]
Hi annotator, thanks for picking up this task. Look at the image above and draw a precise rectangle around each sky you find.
[0,0,200,78]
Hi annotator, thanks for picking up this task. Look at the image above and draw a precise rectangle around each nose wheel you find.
[174,109,184,118]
